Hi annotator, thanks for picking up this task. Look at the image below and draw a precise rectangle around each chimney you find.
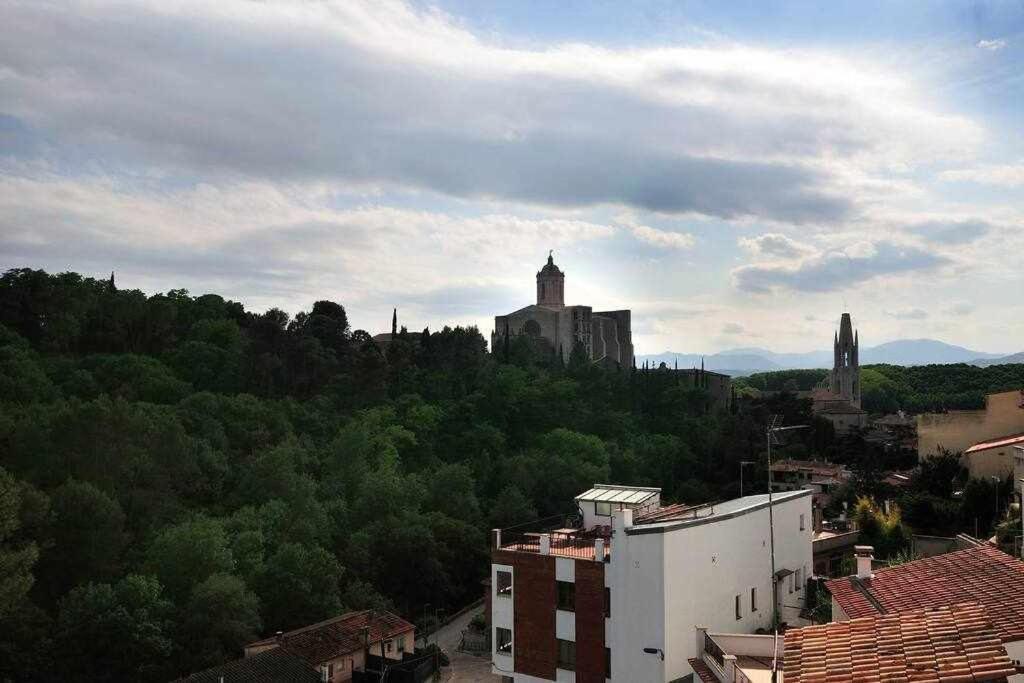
[854,545,874,579]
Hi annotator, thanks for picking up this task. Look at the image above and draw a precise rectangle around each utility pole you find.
[766,417,809,683]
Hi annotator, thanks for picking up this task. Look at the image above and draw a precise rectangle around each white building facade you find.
[490,488,814,683]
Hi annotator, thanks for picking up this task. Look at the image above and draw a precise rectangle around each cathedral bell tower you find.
[536,251,565,307]
[829,312,860,407]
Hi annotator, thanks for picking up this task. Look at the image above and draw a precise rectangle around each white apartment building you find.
[490,485,813,683]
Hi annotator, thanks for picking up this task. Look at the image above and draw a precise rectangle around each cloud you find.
[0,0,983,223]
[0,173,616,324]
[731,241,950,293]
[939,163,1024,187]
[976,39,1007,51]
[910,220,991,245]
[617,217,695,249]
[884,308,928,320]
[945,302,975,317]
[738,233,814,259]
[721,322,745,335]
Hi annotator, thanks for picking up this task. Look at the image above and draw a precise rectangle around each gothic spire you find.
[391,308,397,336]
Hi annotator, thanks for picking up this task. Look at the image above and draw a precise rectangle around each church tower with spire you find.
[536,251,565,307]
[829,312,860,408]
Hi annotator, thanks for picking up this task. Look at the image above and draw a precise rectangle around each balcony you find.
[494,514,611,561]
[694,629,782,683]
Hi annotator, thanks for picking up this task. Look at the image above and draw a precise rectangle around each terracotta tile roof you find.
[688,657,719,683]
[246,610,415,666]
[177,648,321,683]
[965,432,1024,454]
[783,603,1016,682]
[825,545,1024,643]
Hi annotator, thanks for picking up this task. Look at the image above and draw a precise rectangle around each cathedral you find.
[491,253,633,367]
[812,312,867,432]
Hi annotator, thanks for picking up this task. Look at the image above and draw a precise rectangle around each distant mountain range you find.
[637,338,1019,377]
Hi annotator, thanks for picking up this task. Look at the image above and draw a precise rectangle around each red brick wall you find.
[492,551,608,682]
[494,550,557,680]
[574,560,607,683]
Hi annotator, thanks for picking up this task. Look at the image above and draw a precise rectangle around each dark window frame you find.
[496,570,512,598]
[557,639,576,671]
[495,627,512,655]
[556,580,575,612]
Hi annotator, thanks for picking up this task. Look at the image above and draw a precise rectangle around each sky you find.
[1,0,1022,355]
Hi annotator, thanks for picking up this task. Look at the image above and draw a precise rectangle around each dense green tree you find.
[36,479,126,604]
[255,543,342,632]
[0,468,39,620]
[177,573,262,675]
[56,574,173,682]
[145,517,234,601]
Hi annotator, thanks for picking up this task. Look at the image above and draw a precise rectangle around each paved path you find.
[419,604,502,683]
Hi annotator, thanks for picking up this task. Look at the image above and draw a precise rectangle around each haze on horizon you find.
[2,0,1022,355]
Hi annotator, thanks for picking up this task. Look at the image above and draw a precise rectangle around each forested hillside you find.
[0,268,825,681]
[737,364,1024,413]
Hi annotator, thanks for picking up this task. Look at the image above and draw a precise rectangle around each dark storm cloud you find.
[732,242,950,293]
[0,1,865,223]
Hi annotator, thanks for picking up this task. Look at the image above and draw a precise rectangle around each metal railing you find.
[704,632,725,668]
[498,514,611,561]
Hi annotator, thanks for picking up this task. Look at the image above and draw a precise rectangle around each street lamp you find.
[740,461,756,498]
[766,416,809,683]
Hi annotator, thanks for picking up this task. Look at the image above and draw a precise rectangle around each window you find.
[604,587,611,617]
[595,501,613,516]
[557,581,575,612]
[496,570,512,598]
[398,637,406,653]
[605,647,611,679]
[735,594,742,620]
[495,627,512,655]
[385,640,393,654]
[751,587,758,612]
[557,639,576,671]
[788,573,794,594]
[799,514,805,531]
[796,567,804,591]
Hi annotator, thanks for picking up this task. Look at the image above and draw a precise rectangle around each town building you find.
[688,603,1017,682]
[371,309,422,349]
[918,389,1024,459]
[825,544,1024,673]
[770,459,850,509]
[489,484,813,682]
[243,610,416,683]
[810,313,867,434]
[491,254,633,366]
[964,432,1024,480]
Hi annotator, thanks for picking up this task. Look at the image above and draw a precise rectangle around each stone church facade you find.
[491,253,634,367]
[812,312,867,433]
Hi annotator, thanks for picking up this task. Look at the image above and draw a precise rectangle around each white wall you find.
[491,562,515,677]
[1005,640,1024,682]
[610,492,813,682]
[608,513,667,683]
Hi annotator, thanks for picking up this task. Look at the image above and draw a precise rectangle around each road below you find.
[418,603,501,683]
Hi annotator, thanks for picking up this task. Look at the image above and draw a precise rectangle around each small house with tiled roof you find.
[825,544,1024,675]
[688,602,1016,682]
[244,610,415,683]
[964,432,1024,481]
[177,648,321,683]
